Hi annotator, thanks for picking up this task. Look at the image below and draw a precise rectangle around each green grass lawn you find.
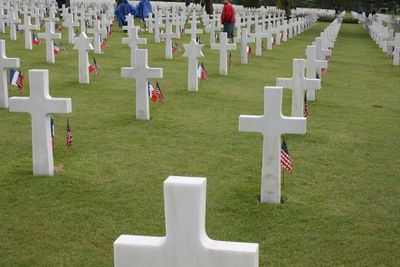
[0,21,399,266]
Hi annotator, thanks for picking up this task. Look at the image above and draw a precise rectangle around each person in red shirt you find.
[221,0,236,41]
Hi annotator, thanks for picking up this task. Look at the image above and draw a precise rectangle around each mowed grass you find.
[0,20,399,266]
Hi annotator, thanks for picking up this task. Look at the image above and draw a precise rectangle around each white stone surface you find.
[7,11,20,41]
[87,20,106,54]
[394,46,400,66]
[276,59,320,117]
[183,38,204,92]
[159,23,180,59]
[122,26,147,67]
[234,28,255,65]
[305,45,327,101]
[18,15,39,50]
[210,32,236,75]
[114,176,259,267]
[121,49,163,120]
[73,32,94,84]
[239,87,306,203]
[9,70,72,176]
[250,25,267,56]
[0,40,20,108]
[37,22,61,63]
[62,13,79,44]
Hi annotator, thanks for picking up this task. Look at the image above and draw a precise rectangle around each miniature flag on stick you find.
[228,52,233,67]
[148,81,157,102]
[32,33,41,45]
[155,81,164,103]
[66,118,73,149]
[316,73,323,90]
[303,93,309,117]
[280,137,292,172]
[200,62,208,80]
[53,42,60,54]
[101,38,107,48]
[172,43,177,53]
[247,46,252,56]
[93,58,100,74]
[51,116,55,152]
[9,69,24,93]
[59,42,68,53]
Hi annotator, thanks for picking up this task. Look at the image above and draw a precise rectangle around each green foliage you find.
[318,15,336,22]
[236,0,261,8]
[1,21,400,266]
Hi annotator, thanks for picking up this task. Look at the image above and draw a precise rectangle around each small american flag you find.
[16,71,24,93]
[280,137,292,172]
[51,116,55,152]
[59,42,68,53]
[155,81,164,104]
[200,63,208,80]
[228,52,233,67]
[93,58,100,74]
[247,46,252,56]
[66,118,73,149]
[304,93,309,117]
[316,73,323,90]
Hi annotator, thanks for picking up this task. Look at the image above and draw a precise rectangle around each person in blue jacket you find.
[136,0,152,30]
[114,0,137,28]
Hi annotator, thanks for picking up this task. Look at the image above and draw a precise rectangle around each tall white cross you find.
[0,7,8,33]
[393,46,400,66]
[185,16,203,41]
[121,49,163,120]
[19,15,39,50]
[73,32,94,84]
[9,70,72,176]
[114,176,259,267]
[122,13,135,33]
[87,20,106,54]
[37,21,61,63]
[7,10,20,41]
[210,32,236,75]
[62,13,79,44]
[122,26,147,67]
[305,45,327,101]
[314,37,331,61]
[183,38,204,92]
[387,33,400,52]
[262,22,274,50]
[276,59,320,117]
[234,28,255,65]
[0,40,19,108]
[153,16,165,43]
[239,87,306,203]
[159,23,180,59]
[250,24,268,56]
[205,19,221,44]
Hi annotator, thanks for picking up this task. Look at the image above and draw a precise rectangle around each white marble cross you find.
[206,19,221,44]
[19,15,39,50]
[159,23,180,59]
[239,87,306,203]
[276,59,320,117]
[153,16,165,43]
[62,13,79,44]
[7,10,20,41]
[38,22,61,63]
[121,49,163,120]
[250,24,268,56]
[87,20,106,54]
[185,16,203,41]
[305,45,327,101]
[234,28,255,64]
[73,32,94,84]
[314,37,331,61]
[210,32,236,75]
[0,7,8,34]
[263,23,274,51]
[9,70,72,176]
[0,40,20,108]
[114,176,259,266]
[183,38,204,92]
[122,13,135,33]
[122,26,147,67]
[393,46,400,66]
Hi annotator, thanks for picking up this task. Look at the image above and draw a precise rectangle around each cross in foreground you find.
[114,176,259,266]
[239,87,306,203]
[9,70,72,176]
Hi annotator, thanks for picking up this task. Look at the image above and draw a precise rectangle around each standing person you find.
[136,0,152,31]
[114,0,138,29]
[221,0,235,42]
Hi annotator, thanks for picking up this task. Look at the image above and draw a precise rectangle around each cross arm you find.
[9,97,32,113]
[276,78,294,89]
[46,98,72,114]
[304,78,321,91]
[281,116,306,134]
[239,115,264,134]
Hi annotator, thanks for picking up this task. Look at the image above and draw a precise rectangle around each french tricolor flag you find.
[147,81,157,102]
[32,33,41,45]
[9,69,20,86]
[53,42,60,54]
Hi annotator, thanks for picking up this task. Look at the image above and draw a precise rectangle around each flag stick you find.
[281,168,285,188]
